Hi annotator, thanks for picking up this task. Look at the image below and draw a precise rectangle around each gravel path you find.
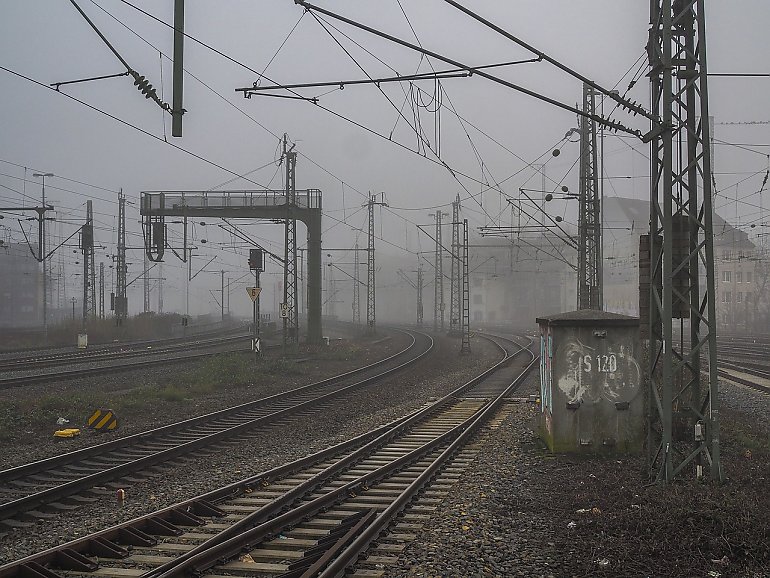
[0,332,499,563]
[384,374,770,578]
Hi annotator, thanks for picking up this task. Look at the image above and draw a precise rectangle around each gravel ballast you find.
[0,332,501,563]
[384,373,770,578]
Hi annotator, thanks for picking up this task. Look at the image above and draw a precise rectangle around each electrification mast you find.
[143,252,150,313]
[450,195,461,332]
[81,200,95,326]
[577,82,602,310]
[282,135,299,347]
[417,260,424,326]
[99,262,105,319]
[353,242,361,325]
[434,211,445,331]
[461,218,471,354]
[366,193,387,334]
[115,189,128,324]
[646,0,721,482]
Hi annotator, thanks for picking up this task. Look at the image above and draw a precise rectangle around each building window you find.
[746,272,752,283]
[473,294,483,305]
[737,292,742,303]
[725,291,731,303]
[746,292,752,304]
[722,250,731,260]
[736,271,742,283]
[722,270,731,282]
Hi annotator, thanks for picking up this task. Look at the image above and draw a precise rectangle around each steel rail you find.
[0,333,529,578]
[0,331,432,521]
[144,335,531,577]
[0,409,425,577]
[321,348,539,577]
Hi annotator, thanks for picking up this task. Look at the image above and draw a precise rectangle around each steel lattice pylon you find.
[577,83,603,310]
[647,0,722,482]
[82,200,96,325]
[416,260,424,326]
[115,190,127,323]
[460,219,471,354]
[353,242,361,325]
[434,211,444,331]
[283,136,299,347]
[449,195,461,332]
[366,194,381,334]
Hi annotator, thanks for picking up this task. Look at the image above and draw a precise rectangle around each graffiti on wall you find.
[556,337,641,404]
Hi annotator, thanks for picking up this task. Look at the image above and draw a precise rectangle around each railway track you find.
[0,333,535,578]
[0,332,250,372]
[0,330,433,526]
[0,324,247,360]
[0,331,287,389]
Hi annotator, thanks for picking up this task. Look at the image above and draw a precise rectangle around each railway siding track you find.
[0,331,433,526]
[0,334,536,578]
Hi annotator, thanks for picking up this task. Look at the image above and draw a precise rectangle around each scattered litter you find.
[278,534,288,540]
[238,554,255,564]
[591,507,602,515]
[596,558,610,568]
[576,507,602,516]
[462,525,471,531]
[707,572,721,578]
[53,428,80,439]
[744,449,752,460]
[567,521,577,529]
[711,556,730,566]
[56,417,70,425]
[631,504,641,509]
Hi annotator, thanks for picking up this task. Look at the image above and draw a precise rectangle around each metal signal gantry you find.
[646,0,722,483]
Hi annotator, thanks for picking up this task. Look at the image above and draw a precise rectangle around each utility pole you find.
[221,269,225,321]
[417,260,424,326]
[99,262,105,319]
[366,193,387,334]
[433,210,446,331]
[327,259,337,319]
[577,82,602,310]
[352,242,361,325]
[115,189,127,325]
[158,262,164,313]
[171,0,184,137]
[143,251,150,313]
[282,134,299,347]
[32,172,53,338]
[81,200,95,329]
[646,0,721,482]
[71,297,77,320]
[88,203,96,319]
[461,219,471,354]
[450,195,461,333]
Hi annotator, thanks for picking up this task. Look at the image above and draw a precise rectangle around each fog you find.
[1,1,768,328]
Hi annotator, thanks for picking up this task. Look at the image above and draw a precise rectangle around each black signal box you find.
[249,248,264,271]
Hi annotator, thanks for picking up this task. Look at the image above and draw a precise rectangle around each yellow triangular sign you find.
[246,286,261,301]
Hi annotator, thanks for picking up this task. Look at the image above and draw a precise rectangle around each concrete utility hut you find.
[537,310,643,454]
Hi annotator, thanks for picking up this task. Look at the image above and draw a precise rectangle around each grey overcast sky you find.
[1,1,768,317]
